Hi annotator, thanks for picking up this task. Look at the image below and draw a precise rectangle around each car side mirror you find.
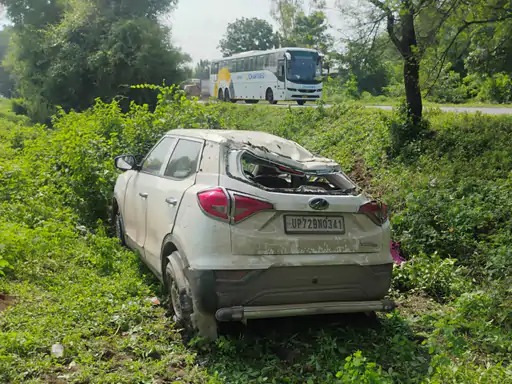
[115,155,137,171]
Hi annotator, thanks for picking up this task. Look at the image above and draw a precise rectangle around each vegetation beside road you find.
[1,91,511,383]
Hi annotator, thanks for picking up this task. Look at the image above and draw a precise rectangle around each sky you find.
[168,0,346,65]
[0,1,351,65]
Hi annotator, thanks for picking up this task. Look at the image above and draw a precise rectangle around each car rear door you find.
[143,138,205,273]
[122,136,177,253]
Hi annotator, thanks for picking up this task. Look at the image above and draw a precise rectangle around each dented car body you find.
[113,129,395,340]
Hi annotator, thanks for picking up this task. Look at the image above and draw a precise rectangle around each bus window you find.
[257,56,264,70]
[244,59,250,72]
[211,62,219,75]
[269,53,277,67]
[264,54,270,68]
[249,58,255,71]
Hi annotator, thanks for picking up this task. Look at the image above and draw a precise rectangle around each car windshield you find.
[287,51,321,83]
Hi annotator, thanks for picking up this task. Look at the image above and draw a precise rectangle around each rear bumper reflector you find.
[215,299,397,322]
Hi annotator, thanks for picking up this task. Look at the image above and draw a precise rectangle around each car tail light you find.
[197,188,229,220]
[232,193,273,223]
[197,188,274,223]
[358,201,388,225]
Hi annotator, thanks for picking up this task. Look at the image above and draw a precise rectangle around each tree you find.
[1,0,189,122]
[271,0,332,51]
[363,0,423,125]
[218,18,277,57]
[0,28,14,97]
[271,0,304,43]
[288,10,332,52]
[193,60,210,80]
[340,0,512,127]
[337,36,395,96]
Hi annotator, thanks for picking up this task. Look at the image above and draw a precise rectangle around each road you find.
[367,105,512,115]
[205,100,512,115]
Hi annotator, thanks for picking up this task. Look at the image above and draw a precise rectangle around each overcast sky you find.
[168,0,345,64]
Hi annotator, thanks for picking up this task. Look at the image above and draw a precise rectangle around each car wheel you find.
[115,210,127,247]
[165,257,218,341]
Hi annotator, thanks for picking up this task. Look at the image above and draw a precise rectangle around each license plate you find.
[284,215,345,234]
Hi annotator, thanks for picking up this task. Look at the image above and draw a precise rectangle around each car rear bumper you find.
[184,263,394,317]
[215,299,396,322]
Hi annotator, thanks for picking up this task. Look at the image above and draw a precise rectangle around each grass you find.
[321,94,512,109]
[1,89,511,383]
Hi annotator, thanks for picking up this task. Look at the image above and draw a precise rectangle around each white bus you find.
[210,47,323,105]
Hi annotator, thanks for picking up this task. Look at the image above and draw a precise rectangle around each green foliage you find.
[332,0,512,108]
[270,0,304,43]
[428,67,468,104]
[387,101,431,156]
[193,60,211,80]
[1,88,511,382]
[335,351,392,384]
[471,73,512,104]
[0,28,14,98]
[218,18,277,57]
[286,10,333,53]
[271,0,332,53]
[393,252,472,301]
[1,0,189,122]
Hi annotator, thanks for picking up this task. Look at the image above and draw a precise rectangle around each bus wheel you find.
[245,100,259,104]
[266,89,277,105]
[297,100,306,106]
[218,89,224,101]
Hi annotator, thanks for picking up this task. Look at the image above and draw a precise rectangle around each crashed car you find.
[113,129,395,340]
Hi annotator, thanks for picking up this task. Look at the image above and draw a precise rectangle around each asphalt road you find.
[212,100,512,115]
[367,105,512,115]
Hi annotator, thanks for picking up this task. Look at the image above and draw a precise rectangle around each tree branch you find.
[368,0,403,54]
[424,12,512,96]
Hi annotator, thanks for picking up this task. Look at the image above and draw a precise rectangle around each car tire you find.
[266,89,277,105]
[165,256,218,341]
[115,210,127,247]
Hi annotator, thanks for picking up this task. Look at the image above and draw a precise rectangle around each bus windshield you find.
[287,51,321,83]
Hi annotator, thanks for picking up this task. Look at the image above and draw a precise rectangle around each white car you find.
[113,129,395,340]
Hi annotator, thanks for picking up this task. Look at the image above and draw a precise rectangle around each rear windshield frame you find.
[226,149,359,195]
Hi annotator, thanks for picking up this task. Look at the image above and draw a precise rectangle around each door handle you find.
[165,197,178,206]
[139,192,148,199]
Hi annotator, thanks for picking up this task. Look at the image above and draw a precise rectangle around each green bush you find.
[392,252,472,301]
[1,86,511,382]
[464,73,512,104]
[428,69,468,104]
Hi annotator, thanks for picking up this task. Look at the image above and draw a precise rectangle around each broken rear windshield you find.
[231,151,358,195]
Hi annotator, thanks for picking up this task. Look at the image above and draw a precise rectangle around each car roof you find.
[167,128,295,145]
[166,129,340,172]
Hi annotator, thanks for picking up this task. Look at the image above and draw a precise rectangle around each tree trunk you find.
[400,0,422,124]
[403,53,422,125]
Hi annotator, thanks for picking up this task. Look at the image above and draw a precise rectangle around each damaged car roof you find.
[167,128,340,171]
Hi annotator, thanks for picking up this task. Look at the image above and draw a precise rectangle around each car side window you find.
[164,139,203,179]
[141,137,176,175]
